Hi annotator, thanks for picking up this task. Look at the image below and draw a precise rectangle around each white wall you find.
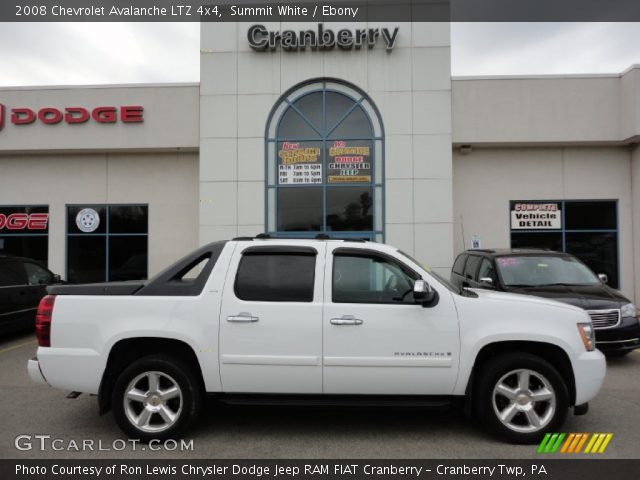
[199,22,454,275]
[453,146,635,300]
[0,152,198,278]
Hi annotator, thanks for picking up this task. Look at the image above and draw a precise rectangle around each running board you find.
[215,393,459,409]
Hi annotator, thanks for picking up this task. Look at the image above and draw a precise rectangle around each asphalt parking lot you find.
[1,331,639,459]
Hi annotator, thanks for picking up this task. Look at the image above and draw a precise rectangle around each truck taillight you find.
[36,295,56,347]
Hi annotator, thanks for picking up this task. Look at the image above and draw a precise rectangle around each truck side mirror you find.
[413,279,438,307]
[479,277,494,288]
[598,273,608,284]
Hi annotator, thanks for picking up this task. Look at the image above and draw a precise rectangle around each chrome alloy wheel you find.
[492,369,556,433]
[123,371,183,433]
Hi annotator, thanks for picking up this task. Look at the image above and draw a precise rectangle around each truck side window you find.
[452,254,467,275]
[0,260,27,287]
[477,258,496,282]
[24,262,53,286]
[235,253,315,302]
[464,255,482,280]
[333,253,418,304]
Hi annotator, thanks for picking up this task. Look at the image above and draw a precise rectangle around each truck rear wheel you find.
[111,355,202,442]
[475,352,569,444]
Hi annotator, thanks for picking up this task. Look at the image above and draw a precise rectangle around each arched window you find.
[265,79,384,241]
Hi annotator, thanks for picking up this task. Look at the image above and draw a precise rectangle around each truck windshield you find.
[496,255,600,287]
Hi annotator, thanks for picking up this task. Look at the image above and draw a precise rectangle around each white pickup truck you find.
[28,237,606,444]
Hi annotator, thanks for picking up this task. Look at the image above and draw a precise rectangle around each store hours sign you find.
[511,202,561,229]
[278,142,322,184]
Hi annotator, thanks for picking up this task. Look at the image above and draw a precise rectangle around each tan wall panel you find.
[452,147,564,252]
[0,152,198,278]
[106,152,199,275]
[453,146,635,300]
[452,67,640,144]
[632,146,640,303]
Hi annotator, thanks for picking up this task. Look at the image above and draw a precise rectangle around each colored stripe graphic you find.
[560,433,575,453]
[537,433,565,453]
[597,433,613,453]
[537,433,552,453]
[537,433,612,454]
[585,433,613,454]
[574,433,589,453]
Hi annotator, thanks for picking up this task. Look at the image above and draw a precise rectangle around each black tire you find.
[475,352,569,444]
[111,354,203,442]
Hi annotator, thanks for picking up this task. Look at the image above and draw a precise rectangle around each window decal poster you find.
[278,142,322,185]
[328,141,372,183]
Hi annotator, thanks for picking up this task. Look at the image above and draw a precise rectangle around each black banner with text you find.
[3,460,640,480]
[3,1,640,22]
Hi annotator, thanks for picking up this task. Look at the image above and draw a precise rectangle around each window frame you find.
[23,260,54,286]
[65,204,149,283]
[265,79,385,242]
[233,247,318,303]
[477,257,496,284]
[452,253,467,276]
[463,254,482,281]
[0,205,49,265]
[509,199,619,288]
[0,259,28,287]
[331,248,421,305]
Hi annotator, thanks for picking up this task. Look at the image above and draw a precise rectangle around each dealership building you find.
[1,22,639,303]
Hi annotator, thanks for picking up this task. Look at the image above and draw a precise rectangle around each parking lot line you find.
[0,339,36,355]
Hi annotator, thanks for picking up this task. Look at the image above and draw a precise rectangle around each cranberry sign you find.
[0,104,143,130]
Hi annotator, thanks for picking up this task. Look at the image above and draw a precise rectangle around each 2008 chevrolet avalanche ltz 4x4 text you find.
[27,237,606,444]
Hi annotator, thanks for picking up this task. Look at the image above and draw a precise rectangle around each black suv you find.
[0,256,61,335]
[450,249,640,356]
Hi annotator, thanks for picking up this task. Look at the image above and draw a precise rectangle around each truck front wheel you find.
[475,352,569,444]
[111,355,203,442]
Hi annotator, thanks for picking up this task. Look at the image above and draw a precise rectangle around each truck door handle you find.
[330,316,363,326]
[227,313,259,323]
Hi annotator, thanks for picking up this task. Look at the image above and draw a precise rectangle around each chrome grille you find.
[587,309,621,329]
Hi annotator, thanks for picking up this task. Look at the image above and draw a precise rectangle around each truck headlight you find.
[620,303,638,318]
[577,323,595,351]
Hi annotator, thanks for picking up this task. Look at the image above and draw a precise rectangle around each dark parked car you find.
[450,249,640,356]
[0,255,61,335]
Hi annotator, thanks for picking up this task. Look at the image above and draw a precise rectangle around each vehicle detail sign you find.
[511,202,561,229]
